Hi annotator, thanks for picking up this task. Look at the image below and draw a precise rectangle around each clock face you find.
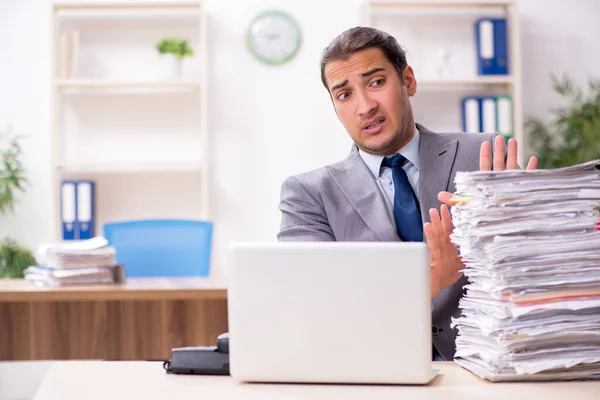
[247,10,301,65]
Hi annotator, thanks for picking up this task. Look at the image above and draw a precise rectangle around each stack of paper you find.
[449,160,600,381]
[25,236,125,287]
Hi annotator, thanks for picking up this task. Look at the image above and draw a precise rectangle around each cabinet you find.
[50,1,209,241]
[361,0,524,164]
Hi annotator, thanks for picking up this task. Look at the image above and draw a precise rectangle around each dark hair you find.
[320,26,408,90]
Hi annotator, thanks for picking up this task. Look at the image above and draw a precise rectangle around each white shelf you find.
[417,76,513,90]
[369,0,514,8]
[56,79,201,92]
[367,1,512,16]
[49,0,209,244]
[55,8,201,20]
[54,2,202,11]
[57,162,202,174]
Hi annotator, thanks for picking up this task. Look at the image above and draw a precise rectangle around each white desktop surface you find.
[30,361,600,400]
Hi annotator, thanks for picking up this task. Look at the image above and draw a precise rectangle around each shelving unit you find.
[50,1,209,242]
[361,0,525,164]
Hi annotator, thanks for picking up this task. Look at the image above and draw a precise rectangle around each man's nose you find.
[357,90,377,117]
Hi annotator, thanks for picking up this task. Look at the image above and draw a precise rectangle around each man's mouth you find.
[362,117,387,135]
[365,118,385,129]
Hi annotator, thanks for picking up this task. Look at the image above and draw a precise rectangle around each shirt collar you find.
[359,126,421,180]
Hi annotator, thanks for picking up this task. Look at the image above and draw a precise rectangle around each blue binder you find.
[76,180,95,239]
[60,180,77,240]
[475,18,508,75]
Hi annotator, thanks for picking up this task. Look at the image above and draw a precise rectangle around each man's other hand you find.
[424,205,462,299]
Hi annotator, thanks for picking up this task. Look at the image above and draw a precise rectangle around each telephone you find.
[163,332,229,375]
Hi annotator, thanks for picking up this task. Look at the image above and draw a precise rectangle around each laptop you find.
[226,241,436,384]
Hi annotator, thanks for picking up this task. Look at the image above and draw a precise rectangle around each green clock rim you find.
[246,9,302,65]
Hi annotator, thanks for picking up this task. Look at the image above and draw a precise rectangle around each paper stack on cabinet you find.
[25,236,125,287]
[450,160,600,381]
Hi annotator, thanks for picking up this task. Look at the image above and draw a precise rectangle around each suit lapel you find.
[327,146,399,241]
[418,124,458,222]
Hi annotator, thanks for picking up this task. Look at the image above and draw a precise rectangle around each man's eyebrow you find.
[330,79,348,92]
[361,67,385,77]
[329,68,385,92]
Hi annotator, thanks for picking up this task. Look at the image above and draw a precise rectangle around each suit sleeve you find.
[277,176,335,242]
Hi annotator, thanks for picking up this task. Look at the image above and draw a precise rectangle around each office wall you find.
[0,0,598,276]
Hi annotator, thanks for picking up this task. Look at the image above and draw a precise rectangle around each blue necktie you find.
[381,154,423,242]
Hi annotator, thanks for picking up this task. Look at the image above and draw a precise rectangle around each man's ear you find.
[403,66,417,97]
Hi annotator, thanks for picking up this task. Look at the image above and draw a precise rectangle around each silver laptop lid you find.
[227,242,432,384]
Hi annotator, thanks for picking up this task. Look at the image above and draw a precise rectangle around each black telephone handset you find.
[163,332,230,375]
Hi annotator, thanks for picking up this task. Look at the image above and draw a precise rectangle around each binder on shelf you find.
[461,96,480,133]
[60,181,77,240]
[460,95,513,136]
[480,96,497,134]
[475,18,508,75]
[496,94,513,140]
[76,180,95,240]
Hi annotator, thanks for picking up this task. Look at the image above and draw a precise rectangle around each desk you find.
[0,278,228,361]
[32,361,600,400]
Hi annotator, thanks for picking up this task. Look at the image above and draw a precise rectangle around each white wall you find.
[519,0,600,126]
[0,0,53,247]
[206,0,356,271]
[0,0,599,275]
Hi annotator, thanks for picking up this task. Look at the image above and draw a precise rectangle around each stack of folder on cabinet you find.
[25,236,125,287]
[450,160,600,381]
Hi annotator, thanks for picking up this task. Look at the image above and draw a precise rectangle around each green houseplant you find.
[155,37,194,79]
[527,74,600,168]
[0,127,36,278]
[155,37,194,60]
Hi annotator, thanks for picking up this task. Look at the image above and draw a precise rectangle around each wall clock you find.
[247,10,302,65]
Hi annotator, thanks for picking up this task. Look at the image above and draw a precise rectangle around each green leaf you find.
[155,37,194,59]
[527,73,600,168]
[0,127,28,216]
[0,237,36,278]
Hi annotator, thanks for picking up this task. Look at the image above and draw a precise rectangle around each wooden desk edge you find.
[0,288,228,302]
[0,278,229,302]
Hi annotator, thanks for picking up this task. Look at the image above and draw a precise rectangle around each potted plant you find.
[0,127,36,279]
[527,74,600,168]
[155,36,194,79]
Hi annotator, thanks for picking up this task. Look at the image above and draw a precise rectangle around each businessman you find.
[277,26,538,361]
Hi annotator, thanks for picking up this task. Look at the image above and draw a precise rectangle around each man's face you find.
[324,47,417,156]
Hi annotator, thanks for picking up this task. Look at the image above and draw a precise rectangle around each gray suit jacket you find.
[277,123,500,360]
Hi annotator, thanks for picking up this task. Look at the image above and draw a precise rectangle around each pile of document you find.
[25,236,125,287]
[449,160,600,381]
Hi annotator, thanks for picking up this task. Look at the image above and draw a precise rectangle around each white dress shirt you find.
[359,128,421,216]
